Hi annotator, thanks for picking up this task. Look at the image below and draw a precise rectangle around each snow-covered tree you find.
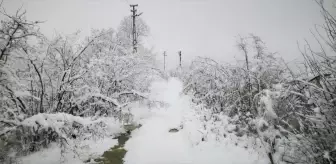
[116,16,150,48]
[0,7,160,163]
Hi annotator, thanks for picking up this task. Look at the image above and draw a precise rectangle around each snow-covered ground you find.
[124,78,269,164]
[20,78,268,164]
[18,116,123,164]
[19,138,118,164]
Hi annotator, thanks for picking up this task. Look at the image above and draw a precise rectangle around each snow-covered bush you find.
[180,37,288,163]
[1,113,123,163]
[0,8,160,163]
[183,35,335,163]
[182,1,336,163]
[184,34,287,118]
[272,1,336,163]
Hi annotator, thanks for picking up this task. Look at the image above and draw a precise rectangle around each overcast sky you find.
[2,0,330,69]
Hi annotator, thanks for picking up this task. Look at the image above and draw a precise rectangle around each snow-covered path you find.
[124,78,192,164]
[18,78,268,164]
[124,78,268,164]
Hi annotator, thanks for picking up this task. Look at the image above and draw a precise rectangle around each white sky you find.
[2,0,331,70]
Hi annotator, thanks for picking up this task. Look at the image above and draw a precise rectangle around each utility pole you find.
[178,51,182,67]
[163,51,167,71]
[130,4,142,53]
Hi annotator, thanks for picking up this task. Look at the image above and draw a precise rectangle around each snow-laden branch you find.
[0,119,20,126]
[114,90,148,99]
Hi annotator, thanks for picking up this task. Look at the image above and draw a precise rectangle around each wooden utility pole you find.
[163,51,167,71]
[130,4,142,53]
[178,51,182,67]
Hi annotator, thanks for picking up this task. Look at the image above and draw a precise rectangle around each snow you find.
[127,102,153,124]
[14,90,39,100]
[75,137,118,161]
[19,143,83,164]
[313,107,320,114]
[20,113,123,134]
[323,151,330,161]
[0,127,16,136]
[77,93,123,107]
[259,89,277,119]
[19,138,118,164]
[124,78,268,164]
[18,78,268,164]
[18,115,123,164]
